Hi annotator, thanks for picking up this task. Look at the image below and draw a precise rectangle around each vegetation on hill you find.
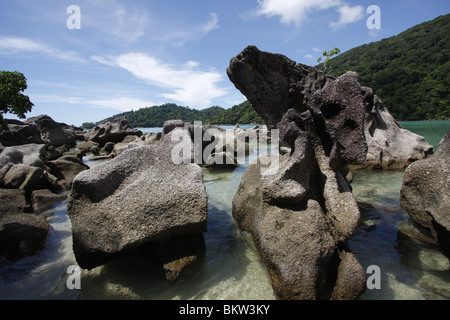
[83,101,263,129]
[321,14,450,121]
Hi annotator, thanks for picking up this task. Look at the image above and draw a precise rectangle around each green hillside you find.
[83,101,263,129]
[324,14,450,121]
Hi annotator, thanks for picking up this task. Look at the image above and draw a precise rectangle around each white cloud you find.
[256,0,364,28]
[87,97,156,111]
[99,53,227,108]
[313,47,322,52]
[0,37,85,62]
[151,12,219,46]
[304,54,314,60]
[256,0,341,25]
[329,4,365,29]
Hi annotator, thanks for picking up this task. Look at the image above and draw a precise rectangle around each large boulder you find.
[0,143,47,170]
[84,116,142,146]
[228,46,367,299]
[400,130,450,252]
[25,115,77,148]
[67,125,208,274]
[0,120,44,147]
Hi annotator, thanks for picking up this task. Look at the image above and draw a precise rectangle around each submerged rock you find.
[228,46,368,299]
[67,125,208,274]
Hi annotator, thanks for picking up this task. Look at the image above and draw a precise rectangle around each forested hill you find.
[83,101,263,128]
[324,13,450,121]
[85,14,448,128]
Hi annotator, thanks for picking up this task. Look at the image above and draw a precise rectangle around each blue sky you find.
[1,0,449,126]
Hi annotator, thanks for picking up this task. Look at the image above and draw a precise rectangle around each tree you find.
[317,47,341,72]
[0,70,34,128]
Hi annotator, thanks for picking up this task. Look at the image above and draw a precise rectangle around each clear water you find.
[1,121,449,300]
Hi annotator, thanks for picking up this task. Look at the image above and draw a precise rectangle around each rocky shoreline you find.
[1,46,448,300]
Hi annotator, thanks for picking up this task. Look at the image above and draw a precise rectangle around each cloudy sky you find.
[1,0,449,126]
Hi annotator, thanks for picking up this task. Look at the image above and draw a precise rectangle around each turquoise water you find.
[0,121,449,300]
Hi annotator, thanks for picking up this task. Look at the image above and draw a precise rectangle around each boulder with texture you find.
[228,46,368,300]
[84,116,142,146]
[67,125,208,272]
[400,130,450,252]
[25,115,77,148]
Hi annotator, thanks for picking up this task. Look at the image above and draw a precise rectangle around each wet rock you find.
[400,130,450,252]
[3,164,44,192]
[67,126,208,270]
[0,213,50,260]
[331,251,367,300]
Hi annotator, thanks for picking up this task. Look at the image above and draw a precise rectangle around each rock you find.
[0,143,47,170]
[0,213,50,260]
[67,126,208,270]
[331,251,367,300]
[25,115,77,147]
[163,119,185,135]
[84,116,142,146]
[3,164,44,192]
[400,130,450,252]
[77,141,101,155]
[228,46,367,300]
[47,156,90,190]
[0,189,28,218]
[31,189,67,212]
[0,120,44,147]
[350,88,433,169]
[104,142,115,154]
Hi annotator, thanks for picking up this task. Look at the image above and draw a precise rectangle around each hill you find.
[83,101,263,129]
[323,14,450,121]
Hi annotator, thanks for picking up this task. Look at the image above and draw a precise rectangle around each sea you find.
[0,121,449,300]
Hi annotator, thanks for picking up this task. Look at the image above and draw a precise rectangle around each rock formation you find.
[84,116,142,146]
[67,124,208,279]
[228,45,368,299]
[400,130,450,252]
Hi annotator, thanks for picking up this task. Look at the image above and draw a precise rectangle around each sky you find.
[0,0,449,126]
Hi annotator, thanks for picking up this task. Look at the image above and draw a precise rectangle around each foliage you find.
[321,14,450,121]
[0,70,34,128]
[317,47,341,72]
[96,101,263,128]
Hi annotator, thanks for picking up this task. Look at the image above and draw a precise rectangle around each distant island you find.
[82,100,263,129]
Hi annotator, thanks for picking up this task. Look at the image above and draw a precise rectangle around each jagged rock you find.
[77,141,101,155]
[228,46,368,300]
[25,115,77,148]
[400,130,450,252]
[350,87,433,169]
[0,213,50,260]
[84,116,142,147]
[67,125,208,270]
[0,120,44,147]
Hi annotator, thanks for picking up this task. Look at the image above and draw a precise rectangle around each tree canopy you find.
[0,70,34,128]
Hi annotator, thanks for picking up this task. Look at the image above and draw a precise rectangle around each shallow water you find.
[0,121,449,300]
